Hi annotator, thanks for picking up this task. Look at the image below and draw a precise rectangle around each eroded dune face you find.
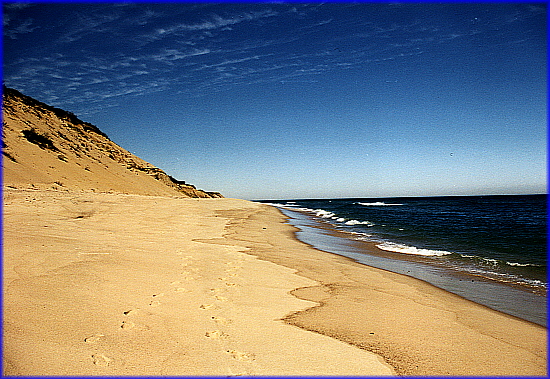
[2,86,222,198]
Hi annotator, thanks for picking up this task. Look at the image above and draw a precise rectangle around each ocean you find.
[259,195,547,326]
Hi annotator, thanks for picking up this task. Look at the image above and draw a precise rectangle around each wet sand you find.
[220,200,547,376]
[278,207,547,327]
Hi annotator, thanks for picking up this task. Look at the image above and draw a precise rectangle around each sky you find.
[3,2,547,200]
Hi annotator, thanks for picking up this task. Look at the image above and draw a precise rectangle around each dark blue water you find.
[258,195,547,325]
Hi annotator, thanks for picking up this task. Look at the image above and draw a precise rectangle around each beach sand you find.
[3,188,547,376]
[2,188,393,376]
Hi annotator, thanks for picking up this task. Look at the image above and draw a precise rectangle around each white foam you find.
[376,242,452,257]
[357,201,403,206]
[299,208,376,228]
[482,257,500,266]
[506,261,540,267]
[313,209,336,218]
[461,254,504,267]
[462,267,547,288]
[345,219,375,226]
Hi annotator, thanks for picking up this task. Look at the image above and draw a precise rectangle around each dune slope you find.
[2,86,222,198]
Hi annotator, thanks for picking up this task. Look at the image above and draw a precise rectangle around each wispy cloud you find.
[3,2,34,27]
[195,54,272,71]
[3,3,543,117]
[58,11,122,43]
[3,4,323,105]
[139,9,279,44]
[4,18,39,39]
[151,48,212,63]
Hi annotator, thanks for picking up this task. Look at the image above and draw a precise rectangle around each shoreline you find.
[225,202,547,375]
[3,188,547,375]
[262,196,547,298]
[277,206,547,326]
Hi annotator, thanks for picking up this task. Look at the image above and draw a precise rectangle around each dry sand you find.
[3,188,547,376]
[3,188,394,376]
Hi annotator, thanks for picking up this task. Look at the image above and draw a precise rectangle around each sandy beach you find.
[3,3,547,373]
[3,187,547,376]
[3,188,394,376]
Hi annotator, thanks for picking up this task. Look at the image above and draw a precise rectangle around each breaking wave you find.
[357,201,403,206]
[376,241,453,257]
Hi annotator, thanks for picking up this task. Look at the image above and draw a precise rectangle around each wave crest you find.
[376,242,452,257]
[357,201,403,206]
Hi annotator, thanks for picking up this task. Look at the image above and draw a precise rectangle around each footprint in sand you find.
[171,281,192,292]
[215,295,228,302]
[211,316,231,326]
[120,320,135,330]
[91,353,112,366]
[218,277,237,287]
[205,330,227,339]
[199,303,218,310]
[225,261,241,267]
[226,350,255,362]
[84,334,104,343]
[123,309,138,316]
[148,293,164,307]
[181,272,197,281]
[177,253,193,261]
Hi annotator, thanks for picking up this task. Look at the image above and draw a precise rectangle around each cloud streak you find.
[138,9,279,45]
[4,18,39,39]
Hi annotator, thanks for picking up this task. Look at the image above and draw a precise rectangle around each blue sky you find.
[3,2,547,199]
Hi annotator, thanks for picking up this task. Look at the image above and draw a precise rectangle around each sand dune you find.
[2,88,393,375]
[2,86,221,198]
